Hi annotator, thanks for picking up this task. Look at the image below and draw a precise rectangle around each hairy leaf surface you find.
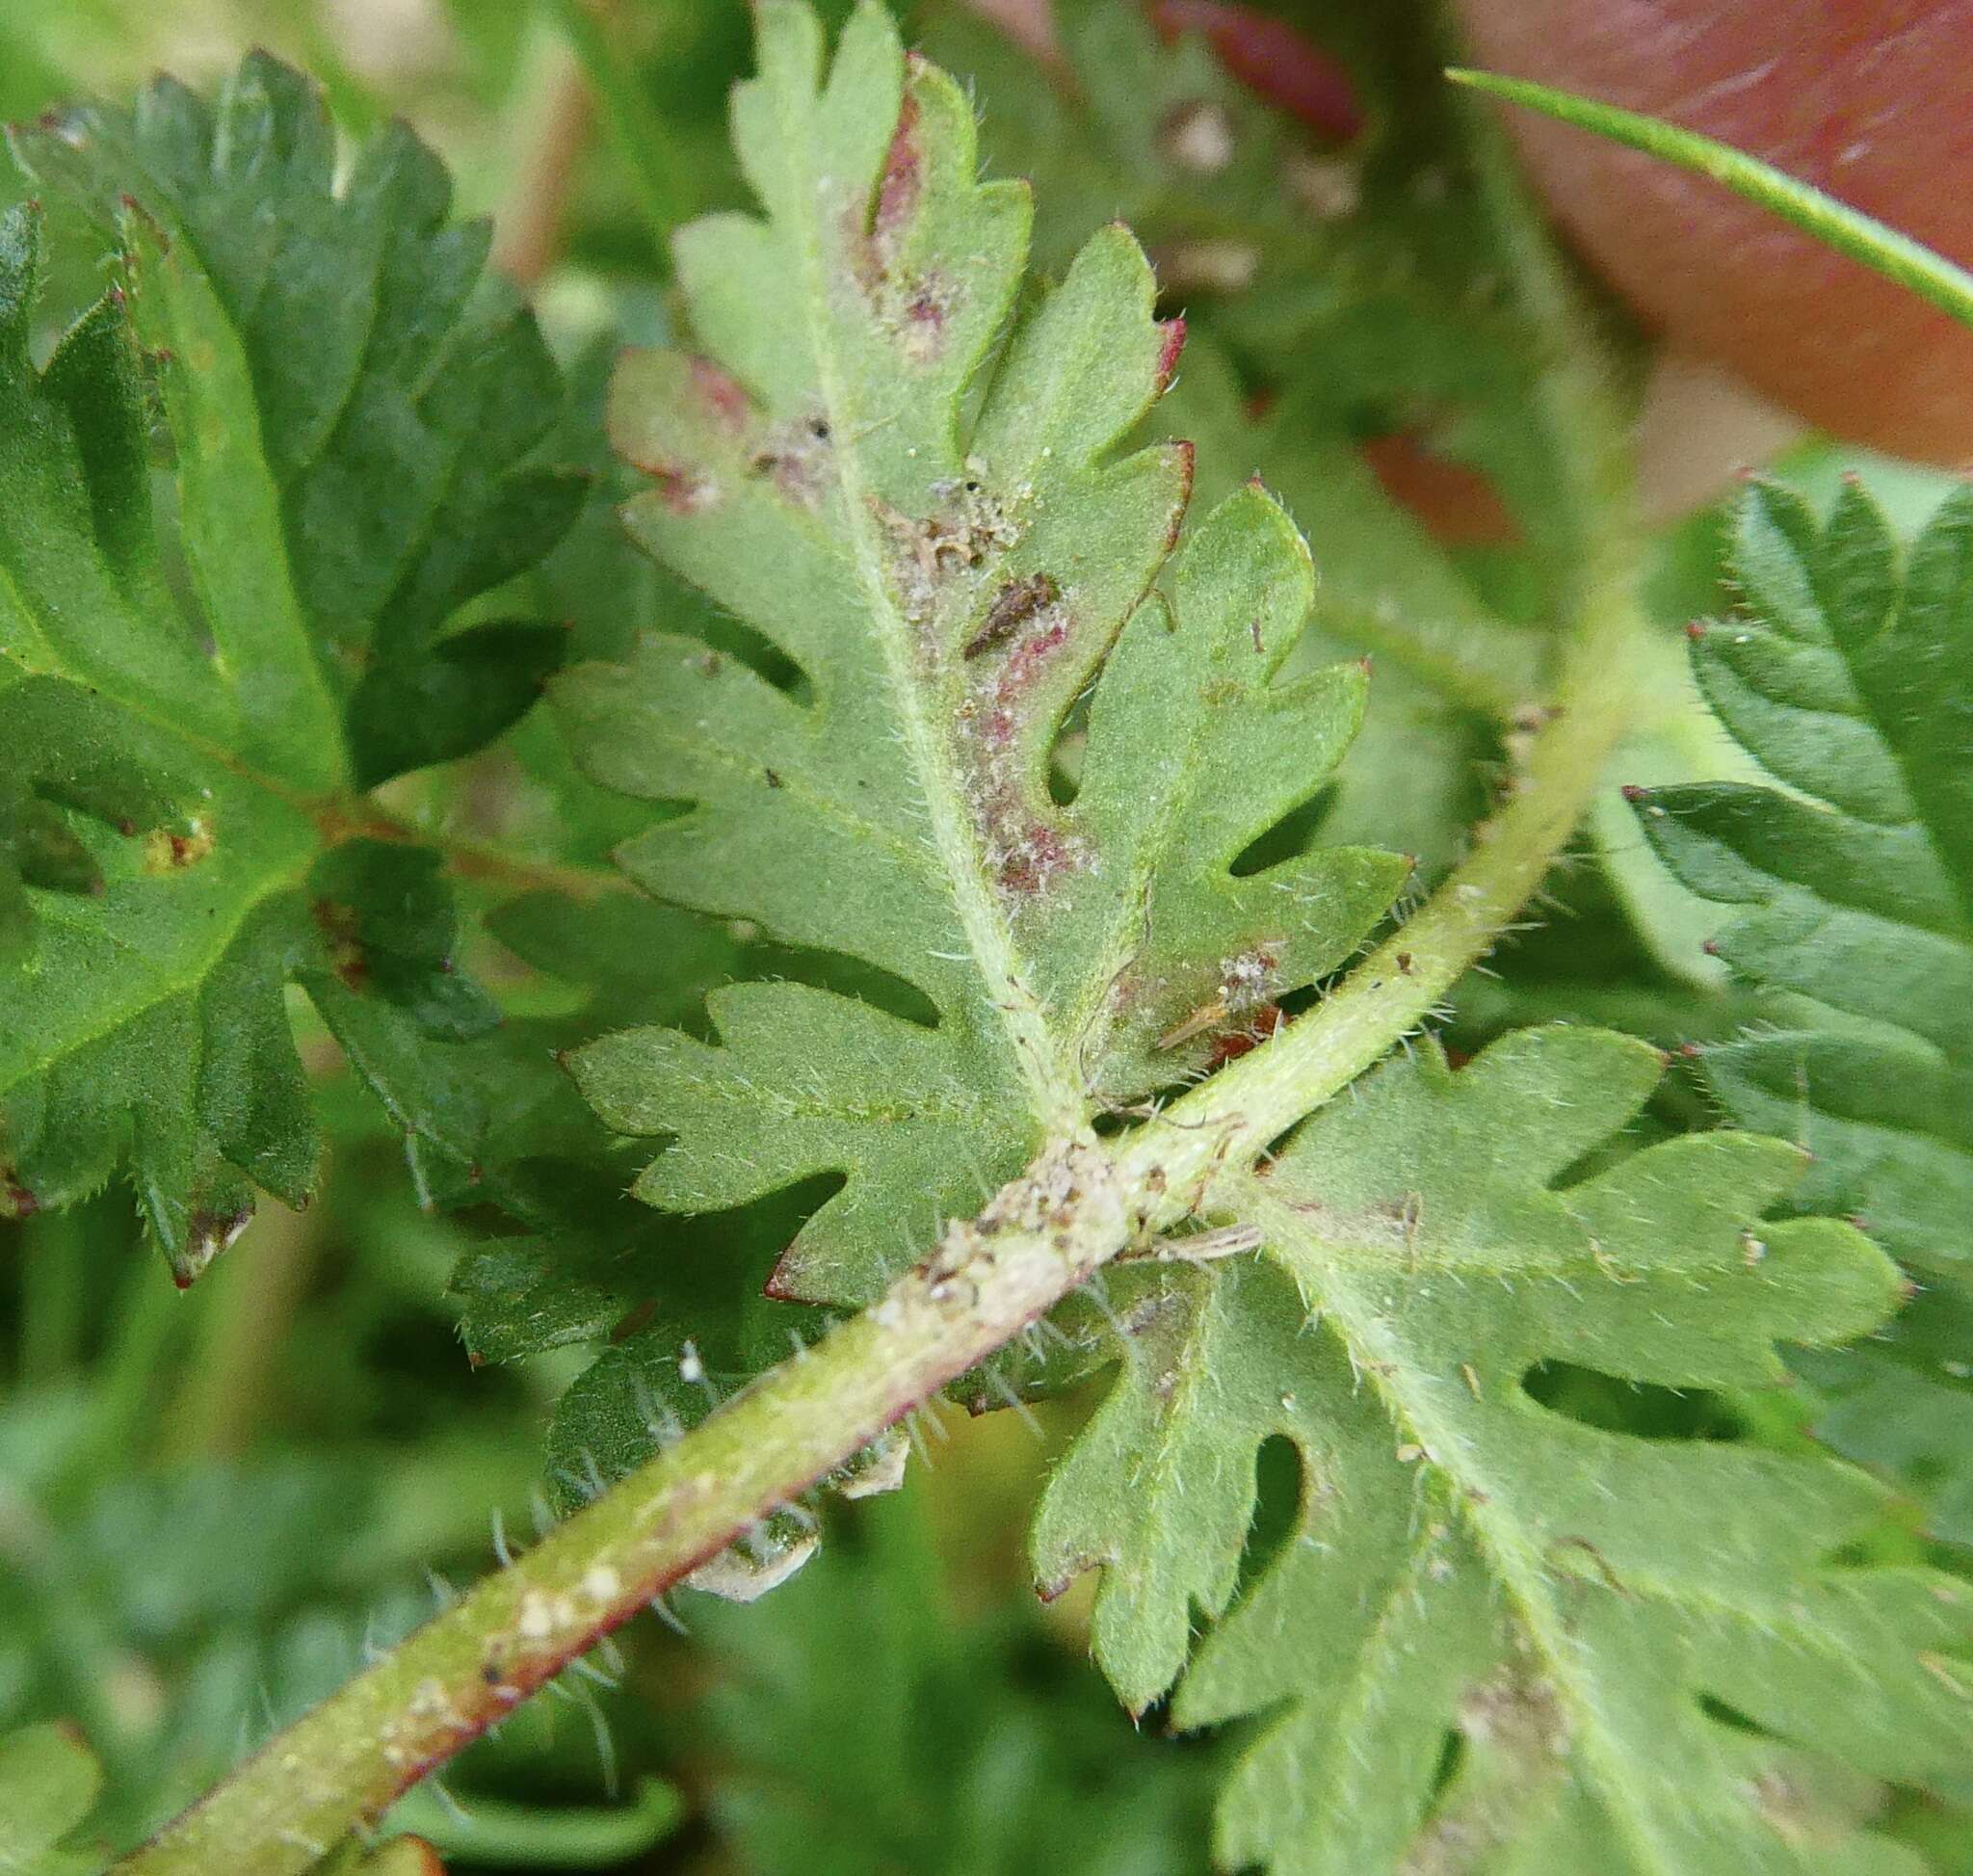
[1037,1025,1971,1873]
[0,61,581,1277]
[559,0,1409,1306]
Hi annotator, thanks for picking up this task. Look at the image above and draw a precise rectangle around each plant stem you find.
[1150,546,1642,1177]
[317,802,637,902]
[492,25,594,288]
[118,1141,1137,1875]
[546,0,696,266]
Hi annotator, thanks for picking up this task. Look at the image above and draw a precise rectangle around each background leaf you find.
[0,60,583,1277]
[1632,478,1973,1545]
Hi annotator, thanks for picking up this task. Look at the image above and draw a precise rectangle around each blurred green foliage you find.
[3,3,1970,1873]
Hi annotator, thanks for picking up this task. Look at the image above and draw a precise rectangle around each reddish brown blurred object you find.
[1454,0,1973,464]
[1149,1,1361,140]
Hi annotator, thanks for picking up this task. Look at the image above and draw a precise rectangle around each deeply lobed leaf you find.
[1038,1026,1970,1873]
[920,0,1597,576]
[0,61,583,1277]
[1632,480,1973,1281]
[558,0,1409,1307]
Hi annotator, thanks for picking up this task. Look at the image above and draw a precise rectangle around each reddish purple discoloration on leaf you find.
[649,466,718,515]
[958,574,1090,895]
[876,91,924,240]
[998,821,1081,894]
[1001,618,1069,690]
[1155,315,1188,387]
[692,357,752,433]
[898,273,953,358]
[313,897,368,992]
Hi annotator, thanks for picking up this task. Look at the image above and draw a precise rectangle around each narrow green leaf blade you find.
[1449,68,1973,334]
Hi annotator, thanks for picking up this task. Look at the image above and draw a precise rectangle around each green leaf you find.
[557,0,1408,1308]
[1629,477,1973,1546]
[1631,481,1973,1284]
[692,1490,1221,1876]
[0,1723,102,1876]
[1796,1285,1973,1550]
[0,62,584,1277]
[13,54,587,735]
[1150,334,1526,876]
[1036,1025,1970,1873]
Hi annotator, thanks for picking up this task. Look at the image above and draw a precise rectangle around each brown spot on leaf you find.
[749,412,833,506]
[176,1205,252,1286]
[1206,1001,1285,1069]
[964,573,1062,659]
[312,897,368,991]
[610,1298,658,1344]
[1,1172,39,1221]
[142,818,214,873]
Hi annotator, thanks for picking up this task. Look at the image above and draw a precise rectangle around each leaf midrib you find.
[781,78,1085,1140]
[1249,1183,1701,1876]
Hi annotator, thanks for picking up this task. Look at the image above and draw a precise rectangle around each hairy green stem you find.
[118,1140,1136,1874]
[1155,548,1642,1182]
